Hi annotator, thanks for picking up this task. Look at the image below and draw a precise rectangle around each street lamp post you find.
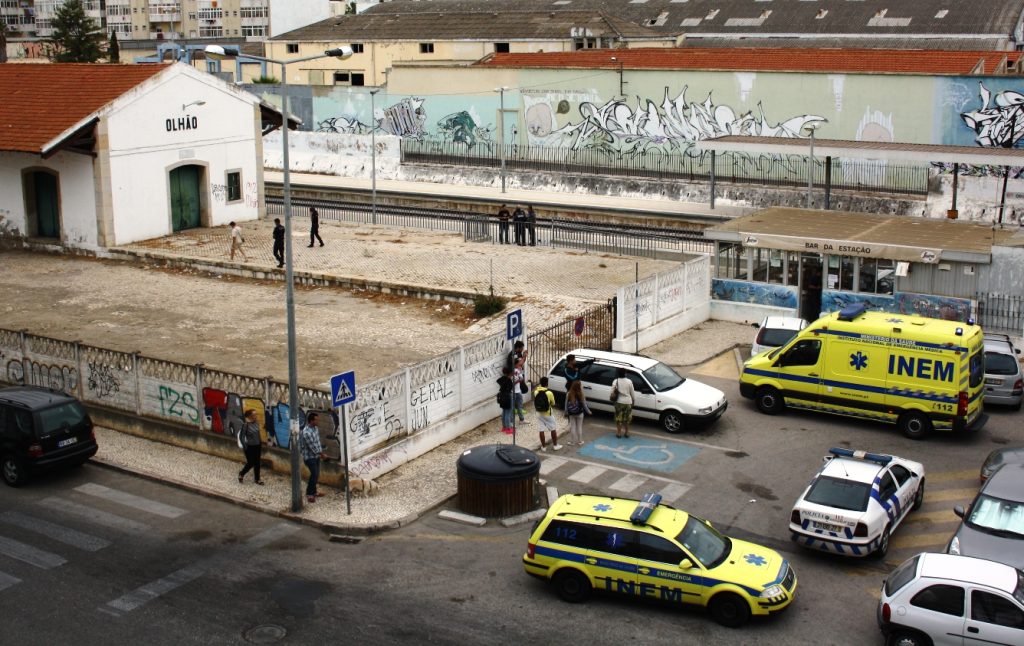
[205,44,353,512]
[370,89,379,225]
[494,86,508,193]
[611,56,624,97]
[804,123,819,209]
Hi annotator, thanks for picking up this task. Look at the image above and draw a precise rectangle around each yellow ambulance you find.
[739,303,986,439]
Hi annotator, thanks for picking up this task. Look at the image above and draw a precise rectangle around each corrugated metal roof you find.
[0,63,168,154]
[477,47,1024,75]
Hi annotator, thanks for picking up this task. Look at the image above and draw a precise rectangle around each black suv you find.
[0,386,97,486]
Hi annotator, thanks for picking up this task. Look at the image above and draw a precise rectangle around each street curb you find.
[733,347,746,375]
[90,457,451,536]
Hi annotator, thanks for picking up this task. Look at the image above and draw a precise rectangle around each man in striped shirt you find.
[301,412,326,503]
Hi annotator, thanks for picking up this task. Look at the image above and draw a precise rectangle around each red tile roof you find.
[0,63,168,154]
[477,48,1024,75]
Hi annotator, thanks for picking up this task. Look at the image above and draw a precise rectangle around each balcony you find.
[240,16,267,26]
[149,11,181,22]
[150,31,182,40]
[197,8,223,20]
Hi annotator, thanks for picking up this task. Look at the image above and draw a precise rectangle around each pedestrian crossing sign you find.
[331,371,356,406]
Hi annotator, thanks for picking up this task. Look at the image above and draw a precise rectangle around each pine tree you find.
[108,30,120,63]
[46,0,105,63]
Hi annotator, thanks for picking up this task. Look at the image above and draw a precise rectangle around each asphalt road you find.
[2,361,1015,645]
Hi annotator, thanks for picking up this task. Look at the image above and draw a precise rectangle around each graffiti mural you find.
[7,360,78,393]
[437,111,493,149]
[711,279,798,308]
[820,290,972,322]
[86,361,121,399]
[961,82,1024,148]
[527,86,825,158]
[317,115,374,134]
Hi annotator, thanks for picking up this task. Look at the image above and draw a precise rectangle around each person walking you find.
[533,377,561,451]
[229,221,247,261]
[237,409,264,484]
[497,204,511,245]
[564,379,592,446]
[272,217,285,268]
[526,205,537,246]
[496,366,515,434]
[611,368,636,438]
[300,411,326,503]
[512,205,527,246]
[308,206,324,247]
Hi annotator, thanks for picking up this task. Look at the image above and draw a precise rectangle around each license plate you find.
[985,377,1002,386]
[814,521,844,533]
[57,437,78,448]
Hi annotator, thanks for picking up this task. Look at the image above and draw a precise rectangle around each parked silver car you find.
[947,461,1024,569]
[983,333,1023,410]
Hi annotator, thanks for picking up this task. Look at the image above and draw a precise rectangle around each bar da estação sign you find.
[741,233,941,264]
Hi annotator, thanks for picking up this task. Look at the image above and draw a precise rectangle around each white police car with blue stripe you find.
[789,448,925,558]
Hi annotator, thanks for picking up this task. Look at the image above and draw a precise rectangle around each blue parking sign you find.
[506,309,523,340]
[331,371,356,407]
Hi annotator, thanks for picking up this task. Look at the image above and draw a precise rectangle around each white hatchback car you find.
[546,349,727,433]
[878,553,1024,646]
[750,316,809,357]
[789,447,925,558]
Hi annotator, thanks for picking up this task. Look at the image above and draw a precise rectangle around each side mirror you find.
[679,558,693,570]
[822,455,834,464]
[953,505,965,518]
[751,322,761,329]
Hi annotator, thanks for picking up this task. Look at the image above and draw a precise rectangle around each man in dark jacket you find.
[308,206,324,247]
[272,218,285,267]
[512,205,527,246]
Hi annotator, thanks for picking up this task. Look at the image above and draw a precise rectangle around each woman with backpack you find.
[564,379,592,446]
[496,366,515,435]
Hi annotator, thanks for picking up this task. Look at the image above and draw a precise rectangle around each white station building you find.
[0,62,272,250]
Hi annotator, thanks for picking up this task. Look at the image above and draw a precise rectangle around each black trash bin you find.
[457,444,541,517]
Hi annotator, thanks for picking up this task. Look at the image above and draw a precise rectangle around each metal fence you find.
[401,139,930,197]
[526,300,616,383]
[975,292,1024,334]
[266,197,712,259]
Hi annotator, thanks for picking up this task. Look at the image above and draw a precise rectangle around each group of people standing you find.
[230,206,325,269]
[496,204,537,246]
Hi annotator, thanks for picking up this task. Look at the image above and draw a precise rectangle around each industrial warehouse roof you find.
[477,48,1024,76]
[298,0,1024,50]
[705,207,1014,263]
[0,64,166,154]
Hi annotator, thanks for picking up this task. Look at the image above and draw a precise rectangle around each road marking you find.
[40,497,150,533]
[866,586,881,601]
[544,455,694,486]
[660,482,693,503]
[0,535,66,569]
[569,465,606,484]
[926,470,979,482]
[0,511,111,552]
[920,488,975,503]
[891,533,950,550]
[626,430,738,453]
[903,509,959,524]
[0,571,21,592]
[102,523,299,614]
[75,483,187,519]
[540,457,568,476]
[609,473,648,492]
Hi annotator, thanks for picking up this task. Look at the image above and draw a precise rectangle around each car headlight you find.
[948,536,960,555]
[761,585,785,598]
[698,406,713,415]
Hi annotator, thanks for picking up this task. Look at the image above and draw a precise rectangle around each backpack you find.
[496,389,512,409]
[566,398,584,416]
[533,388,550,413]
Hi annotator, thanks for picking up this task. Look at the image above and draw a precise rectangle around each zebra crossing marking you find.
[0,535,66,569]
[902,509,959,524]
[40,497,151,533]
[609,473,648,493]
[0,571,21,592]
[925,470,979,482]
[569,465,606,484]
[0,511,111,552]
[660,482,692,503]
[75,483,187,519]
[539,457,568,476]
[920,488,975,503]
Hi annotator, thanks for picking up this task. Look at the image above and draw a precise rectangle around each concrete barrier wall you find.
[614,254,711,351]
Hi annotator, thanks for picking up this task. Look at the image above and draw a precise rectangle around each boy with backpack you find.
[533,377,561,451]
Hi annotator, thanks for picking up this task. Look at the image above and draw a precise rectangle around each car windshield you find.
[37,402,87,436]
[675,516,729,569]
[804,476,872,512]
[643,362,684,392]
[985,351,1019,376]
[760,327,800,348]
[1015,570,1024,606]
[966,494,1024,538]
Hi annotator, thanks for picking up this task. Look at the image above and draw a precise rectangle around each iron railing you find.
[975,292,1024,334]
[526,300,616,383]
[401,139,930,197]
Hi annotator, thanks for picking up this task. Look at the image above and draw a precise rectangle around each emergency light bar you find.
[630,493,663,525]
[837,303,868,322]
[828,447,892,466]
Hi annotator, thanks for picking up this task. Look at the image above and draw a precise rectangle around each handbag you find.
[519,380,529,394]
[610,382,620,402]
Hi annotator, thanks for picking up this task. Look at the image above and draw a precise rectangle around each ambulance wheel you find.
[898,412,932,440]
[552,569,591,603]
[709,592,751,628]
[912,479,925,511]
[873,526,891,559]
[754,387,785,415]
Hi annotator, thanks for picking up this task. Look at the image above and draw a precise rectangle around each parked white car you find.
[751,316,809,357]
[546,349,727,433]
[789,447,925,558]
[878,552,1024,646]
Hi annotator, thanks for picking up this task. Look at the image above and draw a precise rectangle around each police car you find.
[523,493,797,627]
[790,448,925,558]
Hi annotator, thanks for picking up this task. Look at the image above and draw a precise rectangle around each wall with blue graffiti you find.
[822,290,973,321]
[712,279,798,308]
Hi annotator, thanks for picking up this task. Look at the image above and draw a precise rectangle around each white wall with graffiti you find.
[263,130,401,178]
[614,254,711,352]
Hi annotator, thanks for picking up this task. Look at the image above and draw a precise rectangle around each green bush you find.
[474,292,507,318]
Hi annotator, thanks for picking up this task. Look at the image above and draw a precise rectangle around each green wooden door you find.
[169,166,201,231]
[33,172,59,238]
